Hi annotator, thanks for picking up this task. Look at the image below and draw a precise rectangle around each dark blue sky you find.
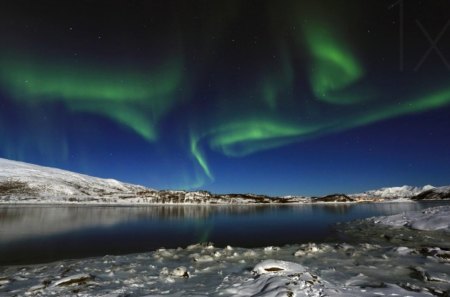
[0,0,449,196]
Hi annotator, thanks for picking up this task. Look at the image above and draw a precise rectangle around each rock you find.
[253,260,306,275]
[159,267,169,276]
[294,250,306,257]
[294,243,331,256]
[0,278,10,286]
[243,250,257,257]
[409,266,430,282]
[313,194,354,202]
[345,273,385,287]
[186,244,200,250]
[171,266,189,278]
[394,246,413,255]
[28,284,46,292]
[154,248,173,258]
[193,255,214,262]
[51,273,93,287]
[264,246,280,253]
[419,247,450,262]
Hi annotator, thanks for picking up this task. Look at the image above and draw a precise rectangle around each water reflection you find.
[0,201,447,265]
[319,204,355,214]
[0,205,284,242]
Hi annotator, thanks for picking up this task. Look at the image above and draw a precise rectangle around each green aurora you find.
[0,2,449,189]
[0,55,184,141]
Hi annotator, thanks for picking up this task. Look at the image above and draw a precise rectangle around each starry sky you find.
[0,0,449,196]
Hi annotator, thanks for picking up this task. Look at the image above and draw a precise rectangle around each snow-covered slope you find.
[0,158,303,204]
[0,158,155,203]
[412,186,450,200]
[351,185,436,200]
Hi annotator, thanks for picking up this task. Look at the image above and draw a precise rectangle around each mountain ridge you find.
[0,158,448,204]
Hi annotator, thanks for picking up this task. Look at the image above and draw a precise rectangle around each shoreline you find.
[0,199,441,207]
[1,232,449,296]
[0,206,448,296]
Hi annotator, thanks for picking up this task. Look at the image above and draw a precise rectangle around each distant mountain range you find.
[0,158,449,204]
[351,185,450,201]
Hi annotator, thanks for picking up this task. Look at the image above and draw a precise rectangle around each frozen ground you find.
[370,206,450,231]
[1,207,450,296]
[1,242,449,297]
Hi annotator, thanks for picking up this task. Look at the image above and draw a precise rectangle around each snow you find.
[252,259,307,274]
[0,157,152,203]
[0,158,305,204]
[371,206,450,231]
[434,186,450,193]
[1,241,446,296]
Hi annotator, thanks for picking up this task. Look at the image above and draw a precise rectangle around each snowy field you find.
[0,206,449,296]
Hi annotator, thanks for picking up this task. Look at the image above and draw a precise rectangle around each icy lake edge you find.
[0,206,449,296]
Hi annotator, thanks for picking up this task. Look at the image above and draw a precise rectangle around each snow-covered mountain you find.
[0,158,301,204]
[1,158,449,204]
[411,186,450,200]
[0,158,155,203]
[351,185,436,200]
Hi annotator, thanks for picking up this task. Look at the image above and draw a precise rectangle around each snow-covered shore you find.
[1,206,450,296]
[370,206,450,231]
[1,241,449,296]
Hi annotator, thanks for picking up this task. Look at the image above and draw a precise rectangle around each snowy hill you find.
[0,158,301,204]
[0,158,156,203]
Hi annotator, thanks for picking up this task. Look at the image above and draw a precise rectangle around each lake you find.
[0,201,448,265]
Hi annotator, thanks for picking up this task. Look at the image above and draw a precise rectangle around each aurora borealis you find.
[0,0,449,195]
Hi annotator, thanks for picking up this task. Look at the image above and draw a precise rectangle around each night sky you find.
[0,0,449,196]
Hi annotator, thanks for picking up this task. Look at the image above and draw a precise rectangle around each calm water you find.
[0,201,448,265]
